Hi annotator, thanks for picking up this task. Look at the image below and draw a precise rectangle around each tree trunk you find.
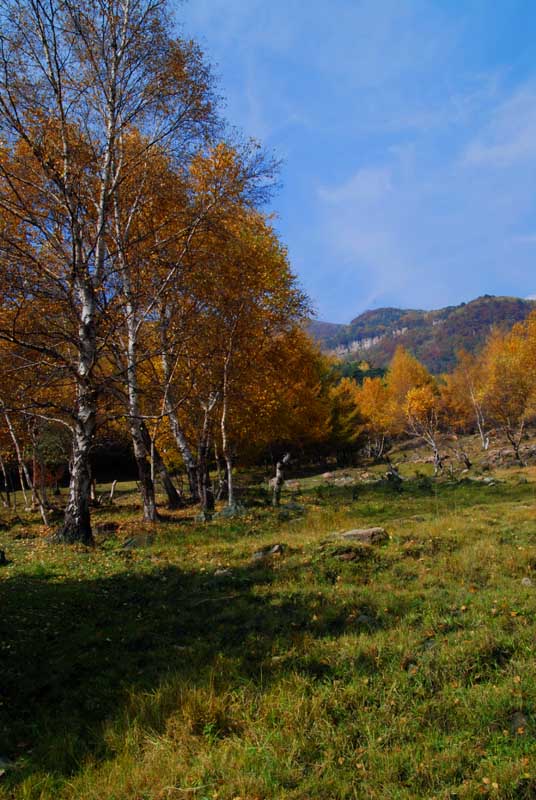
[160,345,199,502]
[153,449,183,509]
[58,410,95,545]
[195,394,218,517]
[220,341,236,508]
[31,442,38,509]
[4,412,49,525]
[140,423,183,509]
[197,445,215,515]
[200,462,215,513]
[125,322,157,522]
[459,449,472,470]
[377,435,386,460]
[272,453,290,507]
[130,421,157,522]
[224,454,234,507]
[197,440,214,514]
[90,476,98,505]
[156,461,183,509]
[38,455,48,507]
[506,426,525,466]
[11,469,17,511]
[477,421,490,451]
[214,441,227,502]
[0,455,10,508]
[471,391,489,450]
[432,446,444,475]
[57,240,99,544]
[385,456,402,485]
[197,420,214,516]
[57,292,97,542]
[220,414,234,506]
[3,413,30,508]
[169,410,199,502]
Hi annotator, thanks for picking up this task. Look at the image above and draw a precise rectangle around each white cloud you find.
[319,167,392,206]
[464,84,536,167]
[316,79,536,315]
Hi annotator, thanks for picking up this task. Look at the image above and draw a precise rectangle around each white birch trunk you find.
[160,343,199,501]
[4,413,49,525]
[57,273,97,545]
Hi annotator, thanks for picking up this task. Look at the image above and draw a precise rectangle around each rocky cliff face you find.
[308,295,536,373]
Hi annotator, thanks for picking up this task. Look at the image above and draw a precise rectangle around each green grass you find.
[1,459,536,798]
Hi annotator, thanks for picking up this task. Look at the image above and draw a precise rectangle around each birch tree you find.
[0,0,216,542]
[480,327,536,464]
[442,351,491,449]
[405,384,445,474]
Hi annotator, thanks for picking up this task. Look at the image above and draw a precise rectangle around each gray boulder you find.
[252,543,285,562]
[335,527,388,545]
[213,504,245,520]
[510,711,528,735]
[122,534,155,549]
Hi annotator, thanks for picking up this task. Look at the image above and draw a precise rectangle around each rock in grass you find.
[252,543,285,562]
[337,550,360,562]
[0,756,14,775]
[336,527,388,545]
[327,544,372,562]
[283,502,305,512]
[95,521,119,535]
[355,613,377,629]
[122,534,155,549]
[14,531,36,540]
[333,475,355,485]
[213,504,245,520]
[510,711,528,735]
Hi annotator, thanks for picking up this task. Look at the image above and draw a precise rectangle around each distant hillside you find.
[309,295,536,373]
[307,319,344,340]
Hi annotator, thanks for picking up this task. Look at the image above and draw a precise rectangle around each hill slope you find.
[309,295,536,372]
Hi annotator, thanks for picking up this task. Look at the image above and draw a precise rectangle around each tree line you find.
[330,313,536,471]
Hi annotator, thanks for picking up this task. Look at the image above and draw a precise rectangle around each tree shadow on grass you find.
[0,555,404,789]
[3,473,528,790]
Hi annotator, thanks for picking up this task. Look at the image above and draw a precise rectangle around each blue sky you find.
[177,0,536,323]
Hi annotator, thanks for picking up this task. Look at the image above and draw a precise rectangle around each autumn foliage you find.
[328,317,536,471]
[0,0,330,541]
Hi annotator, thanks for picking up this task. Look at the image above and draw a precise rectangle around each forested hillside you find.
[309,295,536,372]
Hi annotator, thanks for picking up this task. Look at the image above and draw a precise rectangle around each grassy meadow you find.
[1,442,536,799]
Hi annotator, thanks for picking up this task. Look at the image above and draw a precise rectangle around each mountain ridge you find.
[308,295,536,373]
